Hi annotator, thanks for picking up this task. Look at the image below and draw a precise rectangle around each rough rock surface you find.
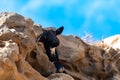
[96,35,120,49]
[0,12,120,80]
[0,12,47,80]
[48,73,74,80]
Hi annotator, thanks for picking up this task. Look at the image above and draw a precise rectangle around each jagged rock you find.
[0,12,33,27]
[95,35,120,80]
[0,12,120,80]
[56,35,120,80]
[0,40,47,80]
[33,24,42,38]
[97,35,120,50]
[0,12,47,80]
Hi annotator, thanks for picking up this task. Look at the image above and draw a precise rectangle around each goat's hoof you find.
[58,67,65,73]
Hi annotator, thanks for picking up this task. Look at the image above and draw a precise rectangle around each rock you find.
[57,35,120,80]
[95,35,120,79]
[57,35,88,63]
[56,35,96,80]
[95,34,120,50]
[33,24,43,38]
[48,73,74,80]
[0,12,47,80]
[0,12,33,27]
[0,40,47,80]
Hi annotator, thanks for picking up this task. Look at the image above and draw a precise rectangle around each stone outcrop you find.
[96,35,120,49]
[0,12,120,80]
[0,12,48,80]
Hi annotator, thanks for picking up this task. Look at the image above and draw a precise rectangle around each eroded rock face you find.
[96,35,120,50]
[56,35,120,80]
[0,12,48,80]
[0,12,120,80]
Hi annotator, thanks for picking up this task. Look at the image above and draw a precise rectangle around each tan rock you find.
[95,35,120,50]
[0,40,47,80]
[0,12,33,28]
[57,35,87,63]
[48,73,74,80]
[33,24,43,38]
[57,35,120,80]
[0,12,47,80]
[26,42,56,77]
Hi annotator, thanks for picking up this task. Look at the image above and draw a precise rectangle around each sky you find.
[0,0,120,41]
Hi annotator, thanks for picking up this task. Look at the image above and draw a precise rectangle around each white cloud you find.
[20,0,43,12]
[21,0,63,11]
[0,0,15,11]
[78,0,102,32]
[20,0,77,14]
[79,0,119,31]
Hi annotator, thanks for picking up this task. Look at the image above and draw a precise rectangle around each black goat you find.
[37,26,65,72]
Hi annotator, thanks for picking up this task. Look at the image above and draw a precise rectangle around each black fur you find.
[37,26,64,72]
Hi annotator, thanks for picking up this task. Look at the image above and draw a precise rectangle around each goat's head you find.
[38,26,64,48]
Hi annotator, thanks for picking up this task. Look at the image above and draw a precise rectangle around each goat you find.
[37,26,65,72]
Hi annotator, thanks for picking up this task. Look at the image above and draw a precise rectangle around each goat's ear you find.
[56,26,64,35]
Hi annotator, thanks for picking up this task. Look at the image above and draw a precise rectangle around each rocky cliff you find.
[0,12,119,80]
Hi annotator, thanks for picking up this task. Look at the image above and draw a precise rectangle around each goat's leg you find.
[52,51,65,73]
[46,51,54,62]
[44,44,54,62]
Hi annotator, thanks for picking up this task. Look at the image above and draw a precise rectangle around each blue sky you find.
[0,0,120,40]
